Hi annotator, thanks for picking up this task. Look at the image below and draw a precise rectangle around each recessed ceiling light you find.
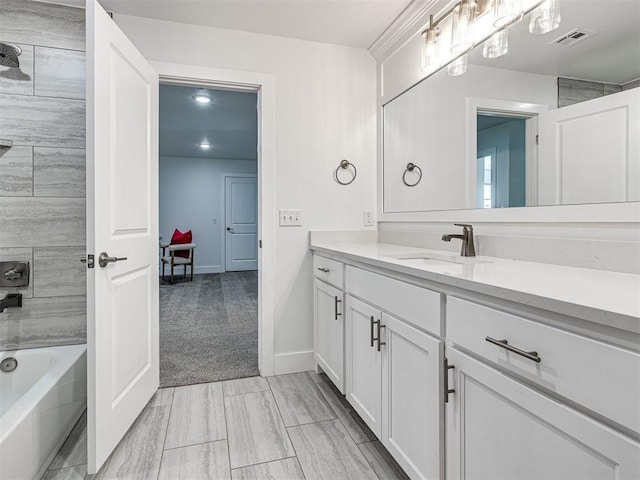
[192,89,212,104]
[199,143,212,150]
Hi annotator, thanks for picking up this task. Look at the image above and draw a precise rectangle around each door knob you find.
[98,252,128,268]
[227,227,235,233]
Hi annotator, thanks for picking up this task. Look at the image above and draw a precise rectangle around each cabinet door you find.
[313,278,344,392]
[381,313,444,480]
[346,295,382,436]
[446,348,640,480]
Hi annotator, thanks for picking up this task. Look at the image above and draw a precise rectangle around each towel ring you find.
[334,159,357,186]
[402,163,422,187]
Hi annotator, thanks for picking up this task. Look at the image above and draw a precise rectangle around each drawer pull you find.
[334,296,342,320]
[485,336,542,363]
[443,357,455,403]
[376,323,386,352]
[317,267,330,273]
[371,319,386,351]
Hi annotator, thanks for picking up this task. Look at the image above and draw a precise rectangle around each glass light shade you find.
[493,0,523,28]
[447,54,468,76]
[421,26,441,71]
[529,0,561,35]
[483,30,509,58]
[451,0,478,54]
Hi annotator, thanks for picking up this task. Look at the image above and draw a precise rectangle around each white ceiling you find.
[469,0,640,84]
[95,0,413,49]
[159,85,258,160]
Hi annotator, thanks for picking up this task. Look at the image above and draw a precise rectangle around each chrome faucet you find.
[442,224,476,257]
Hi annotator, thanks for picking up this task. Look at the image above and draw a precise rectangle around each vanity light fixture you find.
[483,29,509,58]
[529,0,561,34]
[192,89,212,104]
[199,142,212,150]
[451,0,478,55]
[493,0,523,28]
[447,54,468,76]
[421,15,441,72]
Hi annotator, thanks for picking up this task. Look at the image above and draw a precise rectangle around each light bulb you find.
[199,143,212,150]
[192,89,212,104]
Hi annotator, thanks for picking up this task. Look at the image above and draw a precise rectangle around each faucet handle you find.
[454,223,473,230]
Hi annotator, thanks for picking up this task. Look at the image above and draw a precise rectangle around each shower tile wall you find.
[0,0,86,350]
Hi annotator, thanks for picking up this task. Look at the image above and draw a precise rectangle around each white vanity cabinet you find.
[345,266,444,480]
[445,347,640,479]
[313,255,345,392]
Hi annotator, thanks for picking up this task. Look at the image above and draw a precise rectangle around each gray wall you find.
[159,156,257,274]
[0,0,86,350]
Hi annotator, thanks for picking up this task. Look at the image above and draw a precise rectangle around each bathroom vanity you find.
[311,241,640,480]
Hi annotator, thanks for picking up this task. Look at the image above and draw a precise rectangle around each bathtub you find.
[0,344,87,480]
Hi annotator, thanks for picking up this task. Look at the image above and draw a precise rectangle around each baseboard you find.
[273,350,315,375]
[194,265,224,274]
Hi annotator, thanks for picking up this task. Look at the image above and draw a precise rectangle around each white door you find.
[313,278,344,392]
[86,1,159,473]
[345,295,382,436]
[445,348,640,480]
[381,313,444,480]
[537,88,640,206]
[225,176,258,271]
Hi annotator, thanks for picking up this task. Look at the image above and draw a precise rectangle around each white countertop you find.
[311,242,640,333]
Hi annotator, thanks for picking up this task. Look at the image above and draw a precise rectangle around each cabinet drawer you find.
[313,255,344,289]
[448,297,640,434]
[346,266,441,336]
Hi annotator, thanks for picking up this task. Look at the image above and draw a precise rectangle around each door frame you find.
[221,173,258,272]
[154,61,275,376]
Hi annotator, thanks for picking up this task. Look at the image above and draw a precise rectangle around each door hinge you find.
[535,134,539,145]
[81,254,95,269]
[259,240,262,248]
[444,357,455,403]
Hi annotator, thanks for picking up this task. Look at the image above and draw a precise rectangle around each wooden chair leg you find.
[170,256,175,284]
[190,251,194,281]
[162,261,165,281]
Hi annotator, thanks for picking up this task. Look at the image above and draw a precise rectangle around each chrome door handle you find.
[317,267,330,273]
[485,336,542,363]
[98,252,128,268]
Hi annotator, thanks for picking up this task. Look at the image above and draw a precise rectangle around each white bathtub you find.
[0,344,87,480]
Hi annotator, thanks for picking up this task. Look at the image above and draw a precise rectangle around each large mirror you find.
[383,0,639,213]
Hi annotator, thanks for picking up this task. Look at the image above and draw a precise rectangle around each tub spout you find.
[0,293,22,313]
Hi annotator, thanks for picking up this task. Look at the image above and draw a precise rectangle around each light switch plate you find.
[279,209,302,227]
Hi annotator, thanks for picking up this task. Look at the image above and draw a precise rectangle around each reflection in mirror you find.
[383,0,640,213]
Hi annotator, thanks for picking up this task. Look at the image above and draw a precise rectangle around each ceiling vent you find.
[550,28,598,47]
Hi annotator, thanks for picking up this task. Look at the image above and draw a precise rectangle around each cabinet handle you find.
[317,267,330,273]
[376,323,386,352]
[485,336,542,363]
[443,357,455,403]
[370,316,375,347]
[334,296,342,320]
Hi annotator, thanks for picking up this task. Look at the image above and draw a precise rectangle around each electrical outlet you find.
[363,210,375,226]
[279,209,303,227]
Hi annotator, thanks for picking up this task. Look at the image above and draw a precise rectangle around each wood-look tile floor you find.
[44,372,410,480]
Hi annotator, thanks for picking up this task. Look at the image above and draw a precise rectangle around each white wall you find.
[159,156,257,274]
[114,14,377,372]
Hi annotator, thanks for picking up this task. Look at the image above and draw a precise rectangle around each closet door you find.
[345,295,382,436]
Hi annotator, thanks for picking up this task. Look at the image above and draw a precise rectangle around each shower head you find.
[0,43,22,68]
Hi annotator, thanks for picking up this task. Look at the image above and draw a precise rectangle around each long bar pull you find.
[485,336,541,363]
[370,316,375,347]
[317,267,330,273]
[444,357,455,403]
[376,322,386,352]
[98,252,128,268]
[334,296,342,320]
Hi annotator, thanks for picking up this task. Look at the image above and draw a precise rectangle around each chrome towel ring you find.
[403,162,422,187]
[334,159,357,185]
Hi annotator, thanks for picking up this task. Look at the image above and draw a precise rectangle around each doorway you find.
[158,84,259,387]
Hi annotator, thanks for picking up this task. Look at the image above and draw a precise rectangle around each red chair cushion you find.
[170,229,192,258]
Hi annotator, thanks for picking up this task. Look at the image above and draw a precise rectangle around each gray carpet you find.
[159,272,259,387]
